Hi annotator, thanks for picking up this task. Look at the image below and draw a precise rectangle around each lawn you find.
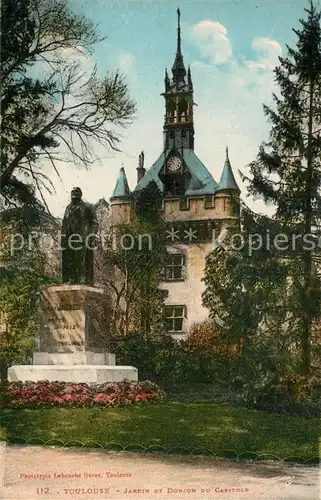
[1,402,319,461]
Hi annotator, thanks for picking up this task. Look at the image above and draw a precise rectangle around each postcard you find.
[0,0,320,498]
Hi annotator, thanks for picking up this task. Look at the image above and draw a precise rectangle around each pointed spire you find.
[177,7,181,56]
[137,151,146,184]
[172,7,186,79]
[218,147,240,192]
[111,167,131,199]
[187,65,193,89]
[164,68,170,91]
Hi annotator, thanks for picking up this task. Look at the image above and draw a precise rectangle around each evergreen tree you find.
[242,1,321,374]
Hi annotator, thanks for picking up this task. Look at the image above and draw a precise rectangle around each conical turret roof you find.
[218,147,240,192]
[111,167,131,199]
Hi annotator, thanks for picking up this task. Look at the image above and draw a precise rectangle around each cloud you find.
[117,51,136,75]
[192,20,232,64]
[191,21,282,108]
[42,20,281,219]
[191,20,282,105]
[36,42,96,78]
[247,38,282,71]
[188,21,283,216]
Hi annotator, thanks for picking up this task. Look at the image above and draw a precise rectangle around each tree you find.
[0,219,57,384]
[0,0,136,210]
[203,206,302,364]
[241,1,321,374]
[95,182,168,337]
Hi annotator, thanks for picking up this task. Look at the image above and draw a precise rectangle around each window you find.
[165,254,185,281]
[179,198,189,210]
[164,306,185,332]
[165,178,185,196]
[173,179,185,195]
[204,196,215,209]
[223,197,230,211]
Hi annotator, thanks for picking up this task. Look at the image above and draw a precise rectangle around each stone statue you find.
[61,187,98,285]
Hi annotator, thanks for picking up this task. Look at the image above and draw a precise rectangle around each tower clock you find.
[167,156,182,172]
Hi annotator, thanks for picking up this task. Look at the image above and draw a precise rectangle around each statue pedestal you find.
[8,285,138,384]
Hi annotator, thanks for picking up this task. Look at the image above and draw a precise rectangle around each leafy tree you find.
[95,182,168,337]
[0,220,56,385]
[203,206,301,376]
[0,0,136,210]
[133,181,168,334]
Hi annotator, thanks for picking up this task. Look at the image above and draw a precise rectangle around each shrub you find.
[251,370,321,416]
[224,344,321,416]
[5,379,166,408]
[111,332,226,385]
[187,320,238,358]
[110,333,159,380]
[155,343,223,384]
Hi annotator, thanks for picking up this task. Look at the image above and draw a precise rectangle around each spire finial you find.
[226,145,229,159]
[138,151,145,169]
[177,7,181,55]
[171,7,186,77]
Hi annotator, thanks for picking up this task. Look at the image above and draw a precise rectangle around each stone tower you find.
[110,166,132,225]
[110,9,240,337]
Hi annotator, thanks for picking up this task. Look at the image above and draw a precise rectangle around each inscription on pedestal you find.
[40,308,85,352]
[38,285,110,353]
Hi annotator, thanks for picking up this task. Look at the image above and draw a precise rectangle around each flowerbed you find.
[5,379,166,407]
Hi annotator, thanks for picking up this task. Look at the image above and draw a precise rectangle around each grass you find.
[1,402,320,460]
[165,382,240,403]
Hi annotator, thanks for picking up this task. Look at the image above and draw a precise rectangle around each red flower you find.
[6,380,166,407]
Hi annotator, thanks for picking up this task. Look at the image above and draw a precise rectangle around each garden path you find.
[0,444,319,500]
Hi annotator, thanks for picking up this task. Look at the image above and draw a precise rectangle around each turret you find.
[110,167,131,224]
[217,147,240,193]
[216,147,240,219]
[187,65,193,90]
[164,69,170,92]
[136,151,146,184]
[110,167,131,201]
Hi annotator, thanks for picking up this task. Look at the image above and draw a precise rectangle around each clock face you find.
[167,156,182,172]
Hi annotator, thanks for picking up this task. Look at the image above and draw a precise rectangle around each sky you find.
[44,0,313,217]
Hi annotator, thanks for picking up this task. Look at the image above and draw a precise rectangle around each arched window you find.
[167,99,176,119]
[178,98,188,122]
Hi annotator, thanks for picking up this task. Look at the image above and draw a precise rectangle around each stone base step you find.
[7,365,138,383]
[33,352,116,366]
